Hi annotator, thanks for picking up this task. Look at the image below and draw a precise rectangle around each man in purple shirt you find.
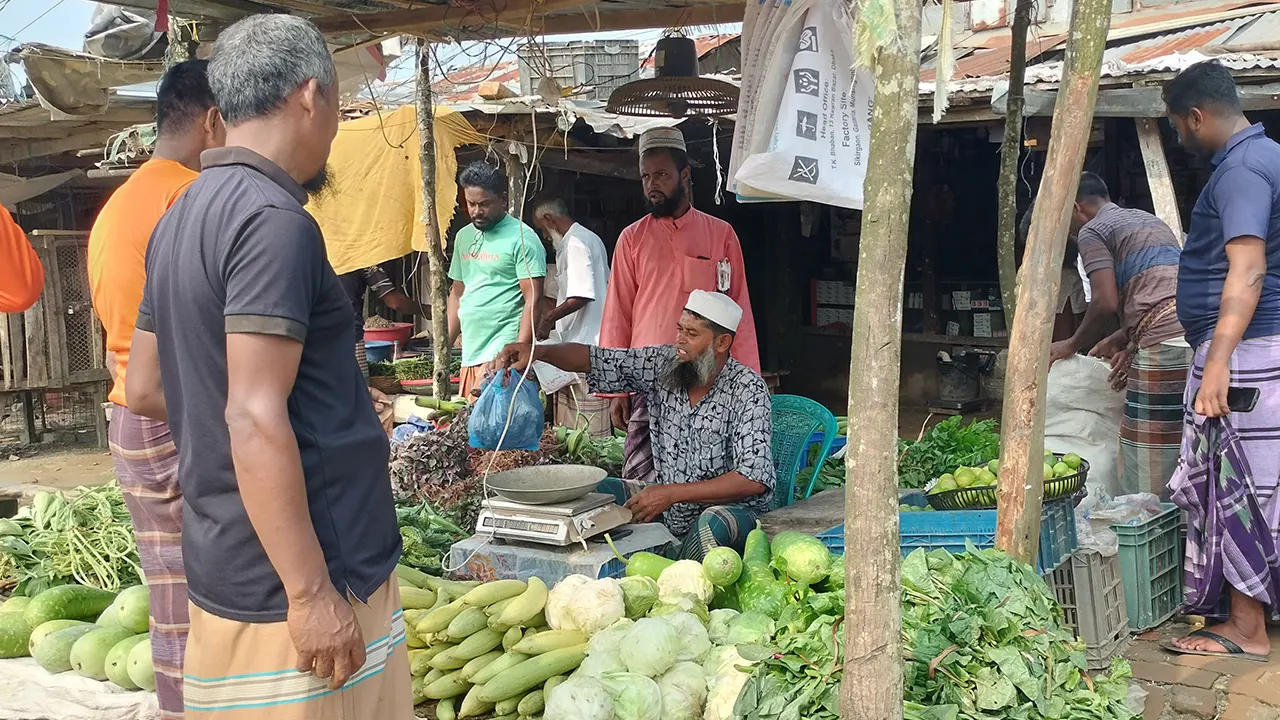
[1163,60,1280,661]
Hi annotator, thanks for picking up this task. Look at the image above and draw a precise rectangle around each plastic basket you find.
[1112,503,1183,631]
[1046,550,1129,669]
[819,492,1077,574]
[924,457,1089,510]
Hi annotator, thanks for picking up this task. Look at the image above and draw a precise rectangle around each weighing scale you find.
[474,465,633,547]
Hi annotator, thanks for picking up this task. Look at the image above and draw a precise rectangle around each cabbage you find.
[649,596,710,624]
[659,661,707,707]
[545,676,615,720]
[546,574,592,630]
[726,610,776,646]
[707,609,739,645]
[659,685,699,720]
[620,617,680,677]
[580,619,633,677]
[548,575,626,637]
[661,611,711,663]
[619,575,659,618]
[657,560,714,605]
[599,672,663,720]
[702,646,755,720]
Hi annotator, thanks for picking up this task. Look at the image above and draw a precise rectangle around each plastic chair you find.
[769,394,840,509]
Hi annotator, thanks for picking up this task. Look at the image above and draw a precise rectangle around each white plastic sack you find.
[731,0,875,209]
[1044,355,1124,498]
[0,657,159,720]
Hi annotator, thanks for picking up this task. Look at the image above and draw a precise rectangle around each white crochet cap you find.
[685,290,742,333]
[638,127,687,155]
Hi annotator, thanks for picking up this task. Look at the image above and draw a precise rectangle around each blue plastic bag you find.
[469,369,544,451]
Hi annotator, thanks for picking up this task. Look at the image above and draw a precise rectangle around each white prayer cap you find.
[638,127,687,155]
[685,290,742,333]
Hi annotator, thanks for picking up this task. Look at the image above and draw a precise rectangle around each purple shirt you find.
[1177,124,1280,349]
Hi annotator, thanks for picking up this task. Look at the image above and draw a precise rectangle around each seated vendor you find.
[496,290,775,560]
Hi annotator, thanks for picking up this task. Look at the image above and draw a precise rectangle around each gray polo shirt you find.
[137,147,401,623]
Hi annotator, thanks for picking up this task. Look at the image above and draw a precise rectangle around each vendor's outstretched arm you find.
[496,341,592,373]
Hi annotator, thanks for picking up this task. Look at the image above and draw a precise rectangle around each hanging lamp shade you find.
[606,36,738,118]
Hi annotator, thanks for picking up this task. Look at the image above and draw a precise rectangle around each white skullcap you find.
[638,127,686,155]
[685,290,742,333]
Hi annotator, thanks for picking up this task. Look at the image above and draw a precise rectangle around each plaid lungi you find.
[597,477,760,561]
[108,404,186,720]
[622,394,657,485]
[1121,342,1193,499]
[183,579,412,719]
[1171,336,1280,620]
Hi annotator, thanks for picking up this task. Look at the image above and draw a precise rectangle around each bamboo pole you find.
[995,0,1033,324]
[994,0,1113,564]
[840,0,922,716]
[415,41,453,400]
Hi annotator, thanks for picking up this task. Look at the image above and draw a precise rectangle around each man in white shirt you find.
[532,197,612,436]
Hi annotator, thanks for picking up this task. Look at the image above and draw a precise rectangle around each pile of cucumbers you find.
[0,583,156,690]
[397,565,580,720]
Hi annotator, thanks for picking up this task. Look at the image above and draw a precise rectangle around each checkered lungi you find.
[597,477,760,561]
[183,579,412,719]
[622,394,657,485]
[108,404,187,720]
[1121,342,1193,499]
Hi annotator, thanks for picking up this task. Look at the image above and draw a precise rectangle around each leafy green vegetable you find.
[898,417,1001,490]
[554,425,626,477]
[395,500,466,575]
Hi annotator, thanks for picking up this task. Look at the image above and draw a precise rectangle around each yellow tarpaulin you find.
[308,104,485,275]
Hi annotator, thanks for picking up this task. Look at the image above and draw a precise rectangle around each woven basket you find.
[369,375,402,395]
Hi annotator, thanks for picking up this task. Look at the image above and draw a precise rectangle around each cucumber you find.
[29,619,91,654]
[428,647,470,671]
[501,625,523,652]
[469,651,529,685]
[450,627,504,661]
[0,596,31,614]
[71,626,137,680]
[418,598,468,635]
[401,586,437,610]
[0,612,32,658]
[395,564,432,589]
[447,607,490,640]
[423,668,471,700]
[127,638,156,691]
[517,689,545,716]
[106,634,148,689]
[24,585,117,628]
[436,697,457,720]
[460,580,526,608]
[411,676,426,705]
[493,694,522,716]
[476,644,587,703]
[459,650,504,682]
[33,624,97,673]
[458,684,493,718]
[494,577,547,629]
[511,629,585,655]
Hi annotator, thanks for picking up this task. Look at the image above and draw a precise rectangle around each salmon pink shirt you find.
[600,208,760,372]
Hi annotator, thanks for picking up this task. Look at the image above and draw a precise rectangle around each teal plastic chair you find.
[770,394,840,509]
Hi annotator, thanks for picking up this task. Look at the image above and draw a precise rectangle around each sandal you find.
[1161,629,1271,662]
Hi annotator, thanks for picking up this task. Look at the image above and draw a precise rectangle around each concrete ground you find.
[1129,622,1280,720]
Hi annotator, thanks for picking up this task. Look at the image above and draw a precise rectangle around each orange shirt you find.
[600,208,760,372]
[88,159,198,406]
[0,204,43,313]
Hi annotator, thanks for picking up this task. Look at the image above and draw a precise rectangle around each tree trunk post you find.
[994,0,1112,564]
[840,0,922,716]
[505,142,527,217]
[995,0,1033,324]
[415,41,452,400]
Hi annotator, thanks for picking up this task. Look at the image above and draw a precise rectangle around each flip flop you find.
[1161,629,1271,662]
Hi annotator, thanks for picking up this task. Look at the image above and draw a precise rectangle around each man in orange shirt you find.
[0,204,43,312]
[600,127,760,486]
[87,59,223,720]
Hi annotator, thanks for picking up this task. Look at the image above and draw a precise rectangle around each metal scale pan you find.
[484,465,607,505]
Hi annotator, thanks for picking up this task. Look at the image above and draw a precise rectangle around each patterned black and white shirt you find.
[586,345,776,535]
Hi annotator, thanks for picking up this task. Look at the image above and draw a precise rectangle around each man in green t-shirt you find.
[448,161,547,398]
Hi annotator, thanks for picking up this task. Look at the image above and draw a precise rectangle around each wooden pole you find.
[1135,117,1184,243]
[995,0,1112,564]
[995,0,1033,324]
[415,41,452,400]
[840,0,922,716]
[505,142,527,217]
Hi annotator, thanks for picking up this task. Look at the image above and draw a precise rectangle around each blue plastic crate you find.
[805,432,847,460]
[817,492,1077,574]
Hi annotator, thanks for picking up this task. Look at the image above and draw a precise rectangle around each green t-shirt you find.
[448,214,547,366]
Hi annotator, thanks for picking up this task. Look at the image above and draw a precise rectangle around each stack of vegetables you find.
[0,485,142,596]
[897,417,1001,490]
[0,583,156,691]
[396,501,469,576]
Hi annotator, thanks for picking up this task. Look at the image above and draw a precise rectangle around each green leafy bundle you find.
[794,445,844,500]
[395,500,468,575]
[898,417,1000,489]
[732,591,847,720]
[552,425,625,477]
[0,484,142,595]
[901,546,1136,720]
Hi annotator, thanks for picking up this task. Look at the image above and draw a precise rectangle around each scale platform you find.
[476,492,633,546]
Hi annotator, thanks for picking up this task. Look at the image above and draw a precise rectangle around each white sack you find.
[1044,355,1125,497]
[0,657,160,720]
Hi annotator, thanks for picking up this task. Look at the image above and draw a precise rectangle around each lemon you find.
[954,468,978,489]
[987,459,1000,475]
[1043,463,1056,481]
[932,476,958,494]
[1053,462,1072,478]
[976,469,998,487]
[1063,453,1083,470]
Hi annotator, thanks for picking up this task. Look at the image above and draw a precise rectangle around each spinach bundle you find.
[898,417,1000,489]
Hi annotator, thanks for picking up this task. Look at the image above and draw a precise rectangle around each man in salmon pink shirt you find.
[600,127,760,485]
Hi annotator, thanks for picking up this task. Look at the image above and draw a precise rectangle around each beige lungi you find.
[182,579,413,719]
[553,377,613,438]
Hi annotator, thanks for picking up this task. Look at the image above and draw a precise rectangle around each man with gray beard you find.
[125,14,410,718]
[497,290,775,559]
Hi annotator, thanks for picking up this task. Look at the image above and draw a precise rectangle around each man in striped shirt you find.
[1049,172,1188,498]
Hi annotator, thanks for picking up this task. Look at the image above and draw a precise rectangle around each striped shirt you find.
[1076,203,1183,347]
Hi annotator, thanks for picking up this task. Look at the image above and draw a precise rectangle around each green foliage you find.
[898,417,1001,490]
[396,501,467,575]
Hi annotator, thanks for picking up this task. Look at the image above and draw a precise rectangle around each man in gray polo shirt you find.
[125,15,411,718]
